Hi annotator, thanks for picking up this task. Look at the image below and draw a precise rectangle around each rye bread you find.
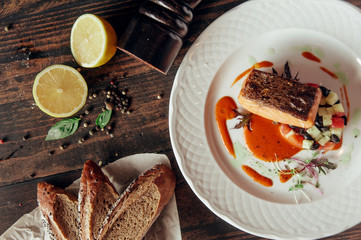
[37,182,80,240]
[98,164,176,240]
[78,160,119,240]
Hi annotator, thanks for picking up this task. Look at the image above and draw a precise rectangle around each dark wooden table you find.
[1,0,361,239]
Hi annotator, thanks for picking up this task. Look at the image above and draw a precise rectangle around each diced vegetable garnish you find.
[319,86,330,96]
[285,129,296,138]
[332,117,345,128]
[325,91,339,105]
[319,97,327,105]
[322,130,331,137]
[281,86,345,151]
[314,134,323,142]
[331,128,343,138]
[330,134,341,143]
[318,136,330,146]
[333,103,344,113]
[322,115,332,126]
[302,139,314,150]
[326,107,335,115]
[307,126,321,138]
[318,107,328,116]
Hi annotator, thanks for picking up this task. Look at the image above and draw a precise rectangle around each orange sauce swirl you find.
[215,96,238,158]
[242,165,273,187]
[302,51,321,62]
[231,61,273,86]
[244,115,302,162]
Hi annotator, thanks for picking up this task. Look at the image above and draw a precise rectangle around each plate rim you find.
[169,0,361,239]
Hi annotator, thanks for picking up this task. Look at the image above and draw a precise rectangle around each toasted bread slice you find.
[238,69,322,128]
[98,164,176,240]
[78,160,119,240]
[37,182,80,240]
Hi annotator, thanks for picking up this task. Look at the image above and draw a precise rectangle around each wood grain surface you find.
[1,0,361,239]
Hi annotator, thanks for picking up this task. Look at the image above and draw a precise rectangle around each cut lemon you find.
[33,64,88,118]
[70,14,117,68]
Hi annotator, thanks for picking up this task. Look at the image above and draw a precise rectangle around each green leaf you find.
[95,110,112,129]
[45,118,81,141]
[289,184,303,191]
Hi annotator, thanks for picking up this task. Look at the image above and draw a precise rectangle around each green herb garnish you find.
[232,109,252,130]
[95,110,112,128]
[45,118,81,141]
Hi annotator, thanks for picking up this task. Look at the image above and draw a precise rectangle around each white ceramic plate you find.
[205,28,361,204]
[169,0,361,239]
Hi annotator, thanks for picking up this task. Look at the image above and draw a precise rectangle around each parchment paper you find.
[1,153,181,240]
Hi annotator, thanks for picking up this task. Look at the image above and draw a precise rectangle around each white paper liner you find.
[1,153,181,240]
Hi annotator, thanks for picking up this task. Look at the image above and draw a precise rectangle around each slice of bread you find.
[78,160,119,240]
[98,164,176,240]
[37,182,80,240]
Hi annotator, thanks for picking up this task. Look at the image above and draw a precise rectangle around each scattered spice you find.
[98,161,103,166]
[59,144,68,150]
[4,24,12,32]
[49,150,55,155]
[83,122,88,127]
[23,134,30,141]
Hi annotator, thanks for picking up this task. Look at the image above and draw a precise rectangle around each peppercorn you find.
[105,102,114,110]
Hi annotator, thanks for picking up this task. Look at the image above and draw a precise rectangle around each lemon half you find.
[33,64,88,118]
[70,14,117,68]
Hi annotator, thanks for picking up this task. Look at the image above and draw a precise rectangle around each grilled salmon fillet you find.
[238,69,322,128]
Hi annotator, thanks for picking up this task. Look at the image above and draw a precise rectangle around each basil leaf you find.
[95,110,112,128]
[45,118,81,141]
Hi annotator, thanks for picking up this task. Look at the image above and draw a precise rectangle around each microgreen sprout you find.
[273,152,337,203]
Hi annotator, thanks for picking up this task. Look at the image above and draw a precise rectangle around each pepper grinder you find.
[118,0,202,74]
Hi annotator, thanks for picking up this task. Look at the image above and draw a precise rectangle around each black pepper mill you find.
[118,0,202,74]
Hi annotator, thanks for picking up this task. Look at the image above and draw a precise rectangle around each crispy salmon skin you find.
[238,69,322,128]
